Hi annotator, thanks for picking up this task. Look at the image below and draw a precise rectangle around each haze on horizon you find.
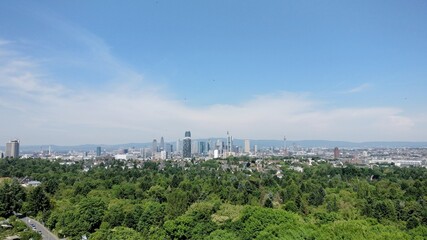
[0,1,426,145]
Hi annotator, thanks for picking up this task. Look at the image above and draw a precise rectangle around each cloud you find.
[0,35,425,145]
[0,39,11,46]
[342,83,371,94]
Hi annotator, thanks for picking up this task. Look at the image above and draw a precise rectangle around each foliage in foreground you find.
[0,158,426,239]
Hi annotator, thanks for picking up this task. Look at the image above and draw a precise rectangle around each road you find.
[20,217,59,240]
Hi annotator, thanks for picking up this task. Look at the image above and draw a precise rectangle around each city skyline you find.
[1,1,427,145]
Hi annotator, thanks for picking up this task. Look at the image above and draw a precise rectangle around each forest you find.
[0,157,426,239]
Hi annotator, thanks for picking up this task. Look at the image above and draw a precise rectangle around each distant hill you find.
[4,139,426,153]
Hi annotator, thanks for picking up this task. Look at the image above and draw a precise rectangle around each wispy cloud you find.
[0,32,424,144]
[0,39,11,46]
[36,13,153,91]
[342,83,372,94]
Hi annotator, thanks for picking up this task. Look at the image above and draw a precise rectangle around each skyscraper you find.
[176,139,181,153]
[165,143,173,154]
[152,139,158,153]
[5,140,19,159]
[96,146,102,157]
[199,141,206,155]
[244,139,251,153]
[192,140,199,155]
[226,131,233,157]
[183,131,192,159]
[159,137,165,151]
[334,147,340,159]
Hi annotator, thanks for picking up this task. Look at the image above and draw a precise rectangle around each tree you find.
[326,195,339,212]
[165,189,188,220]
[308,185,326,207]
[78,197,107,232]
[0,180,26,216]
[137,201,165,234]
[264,198,273,208]
[235,206,303,240]
[206,230,239,240]
[27,186,51,215]
[90,227,142,240]
[282,180,299,202]
[43,178,59,195]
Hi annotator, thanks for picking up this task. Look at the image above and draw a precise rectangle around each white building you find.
[114,154,135,161]
[214,149,219,159]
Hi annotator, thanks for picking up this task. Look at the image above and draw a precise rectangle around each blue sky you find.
[0,1,426,144]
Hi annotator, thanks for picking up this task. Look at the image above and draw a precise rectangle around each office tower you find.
[142,148,147,160]
[254,145,258,153]
[226,131,233,157]
[227,131,231,155]
[5,140,19,158]
[96,146,101,157]
[185,131,191,138]
[199,141,206,155]
[244,139,250,153]
[183,131,192,158]
[192,140,199,155]
[334,147,340,159]
[216,139,224,155]
[160,137,165,151]
[165,143,171,153]
[207,139,211,152]
[160,150,167,160]
[152,139,158,153]
[176,139,181,153]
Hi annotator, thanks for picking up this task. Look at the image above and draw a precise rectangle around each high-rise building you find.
[5,140,20,159]
[216,139,225,156]
[159,137,165,151]
[192,140,199,155]
[152,139,158,153]
[227,131,232,156]
[183,131,192,159]
[334,147,340,159]
[207,139,212,152]
[160,150,167,160]
[165,143,172,154]
[96,146,102,157]
[199,141,206,155]
[244,139,251,153]
[213,149,219,159]
[176,139,181,153]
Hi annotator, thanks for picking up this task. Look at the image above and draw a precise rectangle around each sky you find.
[0,0,426,145]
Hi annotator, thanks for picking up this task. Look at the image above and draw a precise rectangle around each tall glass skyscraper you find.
[96,146,102,157]
[159,137,165,151]
[199,141,206,155]
[183,131,192,158]
[152,139,158,153]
